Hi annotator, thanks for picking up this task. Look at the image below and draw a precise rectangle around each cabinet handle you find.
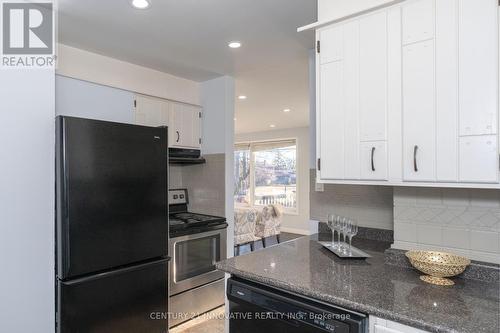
[176,131,180,143]
[371,147,376,172]
[413,145,419,172]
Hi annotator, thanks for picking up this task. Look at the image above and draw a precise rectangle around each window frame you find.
[234,137,299,215]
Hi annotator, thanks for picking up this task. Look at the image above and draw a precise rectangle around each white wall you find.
[56,75,135,123]
[236,127,312,235]
[57,44,200,105]
[0,69,55,332]
[200,76,236,256]
[318,0,396,22]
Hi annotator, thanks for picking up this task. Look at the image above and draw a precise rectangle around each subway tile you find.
[470,230,500,253]
[394,187,417,205]
[394,223,417,242]
[469,250,500,264]
[469,189,500,208]
[393,206,421,221]
[442,188,470,207]
[456,209,488,227]
[475,212,500,231]
[434,207,467,225]
[416,224,442,246]
[442,227,470,249]
[415,188,442,206]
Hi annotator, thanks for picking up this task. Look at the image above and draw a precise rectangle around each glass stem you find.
[349,236,352,255]
[331,230,335,246]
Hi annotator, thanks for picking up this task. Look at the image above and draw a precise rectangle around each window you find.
[234,139,297,213]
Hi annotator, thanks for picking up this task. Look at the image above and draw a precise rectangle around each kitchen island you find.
[216,234,500,333]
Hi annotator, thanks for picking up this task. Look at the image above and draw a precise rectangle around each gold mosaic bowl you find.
[405,251,470,286]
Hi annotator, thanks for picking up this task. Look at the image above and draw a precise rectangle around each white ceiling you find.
[58,0,316,134]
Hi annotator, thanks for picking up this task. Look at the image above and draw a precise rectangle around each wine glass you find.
[333,215,342,250]
[339,217,349,254]
[345,220,358,256]
[327,214,337,248]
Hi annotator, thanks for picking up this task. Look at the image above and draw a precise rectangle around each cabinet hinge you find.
[199,138,202,144]
[317,158,321,171]
[316,40,320,53]
[199,112,202,118]
[134,100,137,108]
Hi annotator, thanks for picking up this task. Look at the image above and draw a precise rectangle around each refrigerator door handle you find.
[60,258,168,285]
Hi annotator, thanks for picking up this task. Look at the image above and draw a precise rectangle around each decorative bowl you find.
[405,251,471,286]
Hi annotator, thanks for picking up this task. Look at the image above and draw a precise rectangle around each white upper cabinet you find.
[134,95,169,127]
[360,141,388,180]
[169,102,202,149]
[458,0,498,136]
[319,25,343,64]
[402,40,436,182]
[135,94,202,150]
[402,0,434,44]
[315,0,499,188]
[359,12,388,142]
[319,60,345,179]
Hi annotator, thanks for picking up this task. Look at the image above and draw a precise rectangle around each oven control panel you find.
[169,189,188,205]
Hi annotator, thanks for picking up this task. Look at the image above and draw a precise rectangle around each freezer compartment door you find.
[56,116,168,279]
[57,259,168,333]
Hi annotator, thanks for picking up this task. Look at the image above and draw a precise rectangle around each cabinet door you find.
[319,61,344,180]
[403,40,436,181]
[402,0,435,45]
[134,95,169,127]
[343,21,360,180]
[459,0,498,136]
[319,25,343,64]
[169,103,184,147]
[459,136,498,183]
[181,105,201,149]
[169,103,201,149]
[359,11,387,142]
[360,141,387,180]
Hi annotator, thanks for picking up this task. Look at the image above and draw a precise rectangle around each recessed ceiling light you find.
[234,118,237,121]
[228,41,242,49]
[131,0,150,9]
[283,108,291,113]
[238,95,247,100]
[270,124,276,128]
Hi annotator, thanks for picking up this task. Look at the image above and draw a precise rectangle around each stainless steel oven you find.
[169,228,227,296]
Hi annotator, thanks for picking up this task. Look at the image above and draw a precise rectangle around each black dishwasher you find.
[228,278,367,333]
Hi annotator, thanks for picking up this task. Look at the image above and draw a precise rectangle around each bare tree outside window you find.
[234,140,297,212]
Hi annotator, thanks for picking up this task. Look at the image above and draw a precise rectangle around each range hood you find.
[169,148,206,165]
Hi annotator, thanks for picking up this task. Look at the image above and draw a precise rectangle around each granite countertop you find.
[216,234,500,333]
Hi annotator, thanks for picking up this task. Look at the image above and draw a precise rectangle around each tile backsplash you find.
[393,187,500,264]
[310,170,394,230]
[169,154,226,217]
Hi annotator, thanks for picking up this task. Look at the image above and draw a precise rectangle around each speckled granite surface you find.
[216,234,500,333]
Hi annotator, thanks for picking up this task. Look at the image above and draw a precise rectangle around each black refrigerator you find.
[55,116,169,333]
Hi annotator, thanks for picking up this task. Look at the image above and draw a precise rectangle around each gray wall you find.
[0,70,55,331]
